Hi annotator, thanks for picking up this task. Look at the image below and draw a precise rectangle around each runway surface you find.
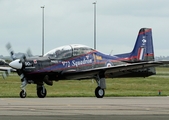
[0,97,169,120]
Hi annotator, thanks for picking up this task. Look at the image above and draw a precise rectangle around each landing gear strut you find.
[20,77,27,98]
[37,85,47,98]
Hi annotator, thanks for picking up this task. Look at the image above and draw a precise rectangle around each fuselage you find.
[23,50,124,80]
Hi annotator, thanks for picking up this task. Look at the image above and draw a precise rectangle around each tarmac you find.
[0,97,169,120]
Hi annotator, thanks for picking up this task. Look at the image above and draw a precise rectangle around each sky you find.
[0,0,169,56]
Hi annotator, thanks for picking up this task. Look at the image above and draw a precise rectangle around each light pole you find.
[41,6,45,56]
[93,1,96,50]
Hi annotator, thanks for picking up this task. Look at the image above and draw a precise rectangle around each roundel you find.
[106,63,112,67]
[105,61,113,67]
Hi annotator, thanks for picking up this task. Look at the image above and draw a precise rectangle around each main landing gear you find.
[94,75,106,98]
[37,85,47,98]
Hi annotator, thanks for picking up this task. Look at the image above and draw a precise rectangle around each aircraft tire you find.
[20,90,27,98]
[95,86,105,98]
[37,87,47,98]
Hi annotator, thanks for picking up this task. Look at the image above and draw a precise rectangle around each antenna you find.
[109,50,113,56]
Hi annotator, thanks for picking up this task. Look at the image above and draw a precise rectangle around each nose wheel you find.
[20,90,27,98]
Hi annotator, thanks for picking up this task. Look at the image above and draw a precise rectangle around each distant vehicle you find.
[0,59,16,78]
[1,28,168,98]
[0,59,8,66]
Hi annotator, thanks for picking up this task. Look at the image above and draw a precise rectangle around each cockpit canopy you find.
[44,44,94,59]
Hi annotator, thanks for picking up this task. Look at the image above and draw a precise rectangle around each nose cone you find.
[9,59,22,69]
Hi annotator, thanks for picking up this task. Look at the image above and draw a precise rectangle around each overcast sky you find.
[0,0,169,56]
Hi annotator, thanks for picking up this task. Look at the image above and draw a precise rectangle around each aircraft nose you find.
[9,59,22,69]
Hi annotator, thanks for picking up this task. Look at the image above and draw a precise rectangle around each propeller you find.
[2,43,33,78]
[6,43,33,70]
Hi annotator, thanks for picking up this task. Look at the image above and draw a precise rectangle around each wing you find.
[0,66,16,72]
[62,61,167,80]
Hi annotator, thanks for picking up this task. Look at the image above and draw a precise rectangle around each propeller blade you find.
[2,69,11,79]
[20,54,26,63]
[27,48,33,57]
[6,43,16,60]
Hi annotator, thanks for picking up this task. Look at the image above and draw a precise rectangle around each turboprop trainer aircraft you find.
[1,28,168,98]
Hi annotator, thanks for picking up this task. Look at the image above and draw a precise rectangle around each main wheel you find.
[20,90,27,98]
[37,87,47,98]
[95,86,105,98]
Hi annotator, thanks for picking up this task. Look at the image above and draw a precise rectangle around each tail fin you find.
[130,28,154,61]
[115,28,154,62]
